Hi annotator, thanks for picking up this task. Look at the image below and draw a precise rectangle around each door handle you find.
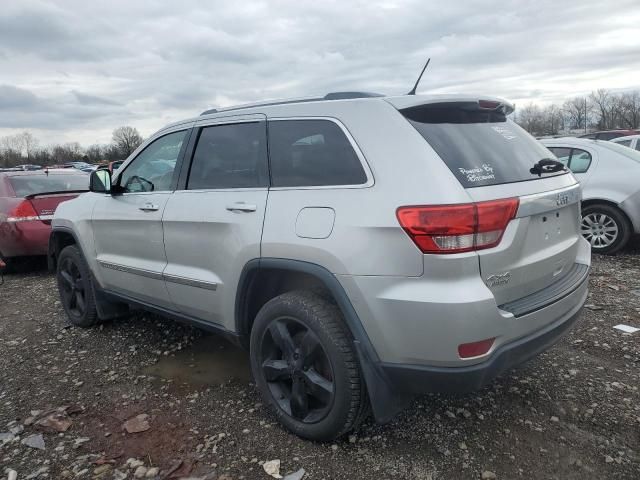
[139,203,159,212]
[226,202,257,213]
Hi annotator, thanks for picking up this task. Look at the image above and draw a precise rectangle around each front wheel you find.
[56,245,99,327]
[581,204,631,255]
[250,290,368,441]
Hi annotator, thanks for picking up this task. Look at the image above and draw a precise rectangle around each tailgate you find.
[466,178,583,305]
[396,100,585,306]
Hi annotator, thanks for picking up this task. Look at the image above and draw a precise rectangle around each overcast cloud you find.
[1,0,639,146]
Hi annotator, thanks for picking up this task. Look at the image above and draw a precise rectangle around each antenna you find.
[407,58,431,95]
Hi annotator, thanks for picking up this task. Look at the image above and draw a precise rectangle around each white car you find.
[541,137,640,254]
[611,134,640,151]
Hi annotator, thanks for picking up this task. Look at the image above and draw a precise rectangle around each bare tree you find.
[619,91,640,129]
[589,89,613,130]
[542,104,564,135]
[85,144,104,163]
[563,97,589,131]
[18,131,38,161]
[112,126,143,158]
[518,103,544,135]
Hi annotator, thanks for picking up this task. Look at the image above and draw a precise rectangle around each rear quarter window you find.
[402,104,567,188]
[268,119,367,187]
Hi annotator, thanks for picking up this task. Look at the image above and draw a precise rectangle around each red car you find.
[578,129,640,140]
[0,169,89,269]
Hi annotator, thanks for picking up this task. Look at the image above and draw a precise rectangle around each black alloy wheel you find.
[56,245,99,327]
[260,317,335,423]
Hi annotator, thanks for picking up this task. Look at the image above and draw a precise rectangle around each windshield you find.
[9,174,89,197]
[402,104,568,188]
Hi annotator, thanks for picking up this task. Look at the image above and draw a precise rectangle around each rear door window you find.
[568,149,592,173]
[547,147,571,166]
[402,103,568,188]
[547,147,592,173]
[268,119,367,187]
[187,122,268,190]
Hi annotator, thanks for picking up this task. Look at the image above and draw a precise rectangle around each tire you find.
[0,254,15,273]
[56,245,99,327]
[581,204,631,255]
[250,290,368,441]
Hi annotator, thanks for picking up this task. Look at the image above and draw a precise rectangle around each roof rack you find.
[323,91,384,100]
[200,91,385,116]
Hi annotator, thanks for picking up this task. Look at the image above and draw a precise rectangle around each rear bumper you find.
[620,190,640,234]
[0,221,51,257]
[380,286,586,394]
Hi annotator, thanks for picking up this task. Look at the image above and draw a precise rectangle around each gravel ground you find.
[1,243,639,480]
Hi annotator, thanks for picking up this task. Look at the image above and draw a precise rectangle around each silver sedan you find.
[542,137,640,254]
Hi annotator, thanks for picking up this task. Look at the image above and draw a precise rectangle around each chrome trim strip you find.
[516,184,581,218]
[162,273,218,291]
[98,260,218,290]
[97,260,164,280]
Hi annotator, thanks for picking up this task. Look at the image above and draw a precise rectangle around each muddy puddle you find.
[143,335,251,387]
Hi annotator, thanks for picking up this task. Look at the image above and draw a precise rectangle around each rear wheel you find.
[56,245,99,327]
[581,204,631,255]
[250,290,368,441]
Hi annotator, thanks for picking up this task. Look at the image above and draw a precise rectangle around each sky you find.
[1,0,640,147]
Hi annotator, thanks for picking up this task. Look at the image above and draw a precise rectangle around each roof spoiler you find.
[25,190,88,200]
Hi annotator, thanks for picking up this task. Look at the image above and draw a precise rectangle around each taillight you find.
[7,200,39,223]
[396,198,519,254]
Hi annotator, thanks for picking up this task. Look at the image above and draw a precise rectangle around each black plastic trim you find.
[48,226,82,271]
[99,287,243,347]
[499,263,589,317]
[235,258,408,422]
[48,227,129,320]
[382,297,586,395]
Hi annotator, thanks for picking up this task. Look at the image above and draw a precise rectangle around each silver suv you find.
[49,92,590,441]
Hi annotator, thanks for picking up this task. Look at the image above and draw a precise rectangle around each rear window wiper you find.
[529,158,567,177]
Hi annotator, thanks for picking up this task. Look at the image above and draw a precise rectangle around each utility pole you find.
[584,97,588,134]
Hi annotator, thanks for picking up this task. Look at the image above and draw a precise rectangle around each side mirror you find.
[90,169,112,193]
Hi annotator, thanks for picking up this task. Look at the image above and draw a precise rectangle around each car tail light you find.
[458,337,495,358]
[396,198,519,254]
[478,100,500,110]
[7,200,39,223]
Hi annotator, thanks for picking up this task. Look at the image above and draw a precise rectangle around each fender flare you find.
[48,226,84,271]
[48,226,128,320]
[235,258,411,423]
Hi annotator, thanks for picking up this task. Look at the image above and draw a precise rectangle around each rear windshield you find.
[402,103,568,187]
[9,174,89,197]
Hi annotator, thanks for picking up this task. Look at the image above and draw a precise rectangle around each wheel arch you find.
[49,227,129,320]
[235,258,408,423]
[581,198,633,229]
[48,227,80,271]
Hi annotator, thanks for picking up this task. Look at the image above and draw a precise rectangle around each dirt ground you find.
[1,242,639,480]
